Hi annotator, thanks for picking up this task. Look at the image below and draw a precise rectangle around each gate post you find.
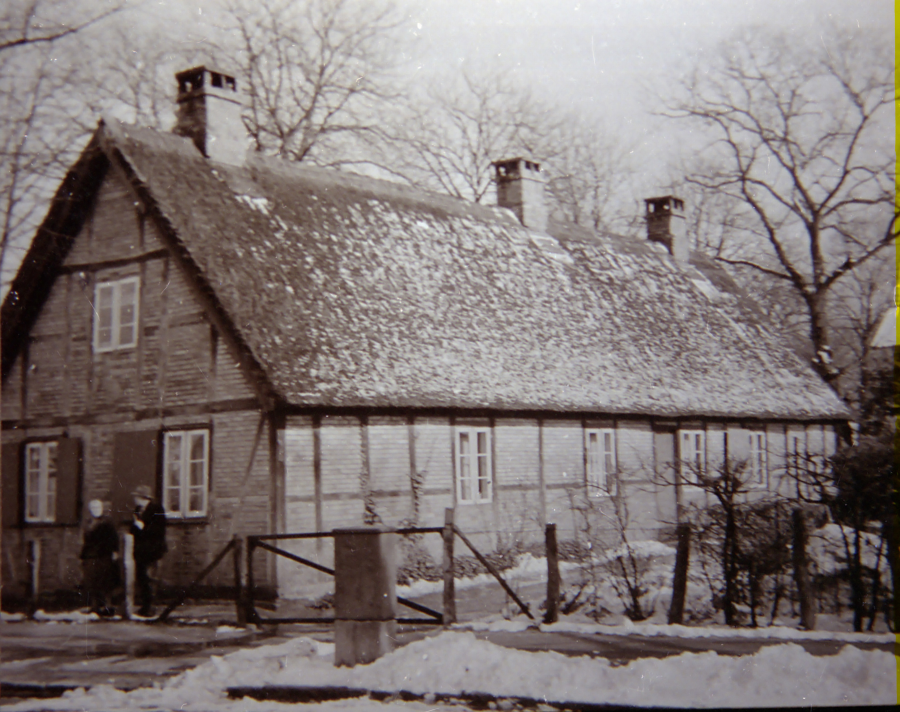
[333,527,397,667]
[233,536,246,626]
[442,508,456,626]
[544,523,559,624]
[26,539,40,619]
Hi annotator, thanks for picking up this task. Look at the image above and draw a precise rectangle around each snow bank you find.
[5,631,894,711]
[808,524,889,576]
[540,619,895,643]
[397,553,578,598]
[32,610,101,623]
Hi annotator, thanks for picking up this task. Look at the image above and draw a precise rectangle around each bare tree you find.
[388,64,638,237]
[827,259,895,416]
[663,26,896,384]
[0,0,124,53]
[224,0,408,166]
[386,67,562,203]
[0,46,95,291]
[0,1,132,292]
[82,25,196,131]
[544,117,637,235]
[789,442,893,632]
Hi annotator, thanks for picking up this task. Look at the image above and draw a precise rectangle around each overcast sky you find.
[125,0,892,194]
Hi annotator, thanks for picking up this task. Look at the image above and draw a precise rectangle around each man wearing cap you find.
[130,485,167,617]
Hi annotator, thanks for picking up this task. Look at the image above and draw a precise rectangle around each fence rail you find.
[154,536,243,623]
[143,512,551,629]
[246,526,448,626]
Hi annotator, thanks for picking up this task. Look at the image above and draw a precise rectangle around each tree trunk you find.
[723,508,737,626]
[748,562,759,628]
[849,528,866,632]
[806,294,838,384]
[792,508,816,630]
[882,512,898,631]
[668,523,691,625]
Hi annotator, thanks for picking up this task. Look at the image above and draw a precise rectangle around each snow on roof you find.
[5,119,850,420]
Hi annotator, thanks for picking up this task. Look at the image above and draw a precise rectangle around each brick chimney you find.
[493,157,548,233]
[174,66,247,166]
[645,196,688,262]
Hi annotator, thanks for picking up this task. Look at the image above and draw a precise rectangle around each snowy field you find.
[4,629,895,711]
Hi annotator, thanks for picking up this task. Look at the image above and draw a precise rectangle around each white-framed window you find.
[163,429,209,518]
[747,431,768,487]
[25,442,57,523]
[679,430,705,484]
[456,427,492,504]
[585,428,616,496]
[93,276,140,353]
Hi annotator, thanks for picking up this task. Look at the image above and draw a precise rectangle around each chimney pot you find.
[174,66,247,166]
[493,157,548,233]
[645,196,688,262]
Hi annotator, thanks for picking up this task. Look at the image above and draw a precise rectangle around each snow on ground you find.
[808,523,889,575]
[4,630,894,711]
[459,612,895,642]
[396,553,580,598]
[32,610,104,623]
[537,618,895,643]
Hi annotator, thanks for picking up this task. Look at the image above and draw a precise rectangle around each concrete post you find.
[333,527,398,667]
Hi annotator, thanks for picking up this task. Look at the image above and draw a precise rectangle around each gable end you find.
[2,135,110,380]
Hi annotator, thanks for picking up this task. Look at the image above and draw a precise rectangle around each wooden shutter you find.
[110,430,159,525]
[55,438,82,526]
[2,442,21,527]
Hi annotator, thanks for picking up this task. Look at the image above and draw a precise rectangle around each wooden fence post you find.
[26,539,40,619]
[544,523,559,624]
[123,533,135,619]
[668,523,691,625]
[442,508,456,626]
[233,536,246,626]
[246,537,256,624]
[793,508,816,630]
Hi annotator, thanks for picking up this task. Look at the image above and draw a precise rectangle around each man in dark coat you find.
[81,499,120,616]
[130,485,167,617]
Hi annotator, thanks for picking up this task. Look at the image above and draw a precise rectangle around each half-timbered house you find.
[1,67,848,602]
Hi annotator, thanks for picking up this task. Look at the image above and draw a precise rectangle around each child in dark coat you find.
[81,499,120,616]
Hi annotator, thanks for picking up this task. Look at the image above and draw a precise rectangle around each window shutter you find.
[2,443,21,527]
[110,430,160,525]
[55,438,82,525]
